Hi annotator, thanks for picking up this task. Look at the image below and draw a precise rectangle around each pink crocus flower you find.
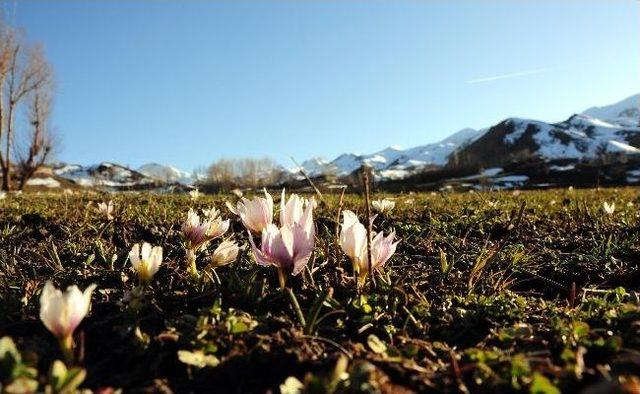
[227,189,274,235]
[40,281,96,340]
[182,208,229,251]
[96,200,114,220]
[339,210,399,282]
[40,281,97,363]
[249,194,315,288]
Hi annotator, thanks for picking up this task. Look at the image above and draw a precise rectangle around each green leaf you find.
[48,360,87,394]
[59,367,87,394]
[530,373,560,394]
[49,360,68,390]
[0,337,20,362]
[224,310,258,334]
[367,334,387,355]
[4,376,39,394]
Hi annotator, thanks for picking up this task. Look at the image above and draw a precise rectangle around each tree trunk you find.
[3,103,14,190]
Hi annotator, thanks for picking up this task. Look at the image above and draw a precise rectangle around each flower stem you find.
[277,268,287,290]
[58,335,74,365]
[285,287,306,327]
[186,249,200,279]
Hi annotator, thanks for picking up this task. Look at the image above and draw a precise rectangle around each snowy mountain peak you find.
[293,94,640,180]
[582,94,640,128]
[294,127,485,179]
[137,163,193,185]
[441,127,482,144]
[291,157,334,177]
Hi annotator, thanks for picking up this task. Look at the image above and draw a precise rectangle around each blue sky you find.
[9,1,640,172]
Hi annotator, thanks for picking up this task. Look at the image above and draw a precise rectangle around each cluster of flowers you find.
[39,190,399,365]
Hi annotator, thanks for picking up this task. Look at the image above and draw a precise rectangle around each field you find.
[1,188,640,393]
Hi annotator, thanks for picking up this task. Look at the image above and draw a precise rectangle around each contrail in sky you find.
[466,66,555,84]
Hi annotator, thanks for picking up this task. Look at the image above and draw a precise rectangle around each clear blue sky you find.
[9,1,640,172]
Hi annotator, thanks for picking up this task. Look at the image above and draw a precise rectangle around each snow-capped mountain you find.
[49,162,196,191]
[453,97,640,169]
[292,127,484,180]
[292,93,640,180]
[582,94,639,128]
[38,93,640,191]
[295,157,335,178]
[137,163,193,185]
[54,162,157,188]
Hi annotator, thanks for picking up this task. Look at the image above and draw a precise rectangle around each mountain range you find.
[24,93,640,191]
[293,93,640,180]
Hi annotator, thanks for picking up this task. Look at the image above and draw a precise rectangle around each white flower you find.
[39,281,96,340]
[96,200,114,220]
[249,193,315,288]
[210,240,240,268]
[129,242,163,283]
[232,189,243,198]
[182,208,230,251]
[371,199,395,214]
[603,202,615,215]
[226,189,274,235]
[339,210,398,281]
[280,189,314,227]
[189,189,201,200]
[280,376,304,394]
[339,210,368,271]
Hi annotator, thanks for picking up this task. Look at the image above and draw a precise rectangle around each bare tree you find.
[237,157,279,188]
[207,158,236,190]
[0,28,14,190]
[0,28,55,190]
[16,63,55,190]
[205,157,282,190]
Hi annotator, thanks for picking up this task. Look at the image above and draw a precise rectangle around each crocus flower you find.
[367,230,399,275]
[40,281,96,362]
[182,208,229,251]
[129,242,163,284]
[371,199,395,214]
[181,208,229,277]
[339,210,368,273]
[603,202,615,215]
[249,195,315,288]
[231,189,244,198]
[96,200,114,220]
[226,189,273,235]
[280,190,306,227]
[339,210,399,282]
[189,188,201,200]
[209,240,240,268]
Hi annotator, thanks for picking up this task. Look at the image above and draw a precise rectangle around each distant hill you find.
[22,93,640,192]
[290,93,640,187]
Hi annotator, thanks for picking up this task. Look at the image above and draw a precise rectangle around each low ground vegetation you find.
[0,188,639,393]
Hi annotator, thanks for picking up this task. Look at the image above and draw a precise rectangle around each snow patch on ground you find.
[26,177,60,188]
[550,164,576,172]
[481,167,503,177]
